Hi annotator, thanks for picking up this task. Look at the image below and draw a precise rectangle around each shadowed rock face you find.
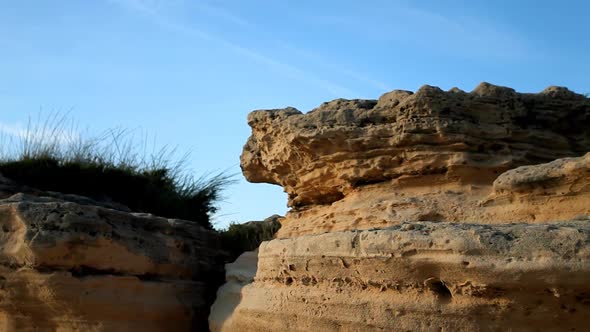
[0,194,225,331]
[241,83,589,208]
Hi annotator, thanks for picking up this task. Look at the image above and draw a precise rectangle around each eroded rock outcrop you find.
[0,194,225,331]
[210,83,590,331]
[278,152,590,237]
[242,83,589,206]
[213,221,590,331]
[240,83,590,237]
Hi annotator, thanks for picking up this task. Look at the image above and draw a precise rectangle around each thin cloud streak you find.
[275,42,391,92]
[194,2,254,28]
[194,2,391,93]
[0,121,76,143]
[0,112,83,154]
[0,122,26,138]
[107,0,358,98]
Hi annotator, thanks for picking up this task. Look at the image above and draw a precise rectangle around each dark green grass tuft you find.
[0,113,233,229]
[220,215,282,260]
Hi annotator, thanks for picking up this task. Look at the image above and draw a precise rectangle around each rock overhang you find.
[241,82,590,208]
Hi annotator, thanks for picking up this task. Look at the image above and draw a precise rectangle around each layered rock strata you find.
[242,83,589,208]
[210,83,590,331]
[0,194,225,331]
[212,221,590,331]
[279,152,590,238]
[240,83,590,237]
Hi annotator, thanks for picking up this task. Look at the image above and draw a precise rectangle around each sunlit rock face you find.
[240,83,590,237]
[209,83,590,331]
[276,152,590,238]
[0,194,225,331]
[213,221,590,332]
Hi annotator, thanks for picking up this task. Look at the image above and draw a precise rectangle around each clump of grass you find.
[0,113,232,229]
[220,215,282,260]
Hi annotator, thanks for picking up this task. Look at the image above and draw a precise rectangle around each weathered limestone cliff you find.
[279,152,590,238]
[0,193,225,331]
[211,83,590,331]
[215,221,590,331]
[241,83,590,237]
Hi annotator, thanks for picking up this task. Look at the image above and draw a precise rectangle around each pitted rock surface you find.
[241,83,589,207]
[0,194,225,331]
[211,221,590,332]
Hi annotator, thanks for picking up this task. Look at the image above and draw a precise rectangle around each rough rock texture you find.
[212,221,590,332]
[279,153,590,238]
[240,83,590,238]
[0,194,225,331]
[241,83,589,208]
[213,83,590,331]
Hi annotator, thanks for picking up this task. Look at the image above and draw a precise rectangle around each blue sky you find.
[1,0,588,228]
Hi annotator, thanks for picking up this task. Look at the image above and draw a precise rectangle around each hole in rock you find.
[425,277,452,303]
[417,212,444,222]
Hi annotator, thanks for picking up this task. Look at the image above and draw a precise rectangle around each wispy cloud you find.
[193,2,254,29]
[275,42,391,92]
[0,121,27,158]
[106,0,360,97]
[188,2,391,92]
[0,113,81,154]
[0,121,26,138]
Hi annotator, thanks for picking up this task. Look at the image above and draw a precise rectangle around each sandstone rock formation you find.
[0,193,225,331]
[209,250,257,332]
[240,83,590,237]
[242,83,589,207]
[278,152,590,238]
[210,83,590,331]
[212,221,590,331]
